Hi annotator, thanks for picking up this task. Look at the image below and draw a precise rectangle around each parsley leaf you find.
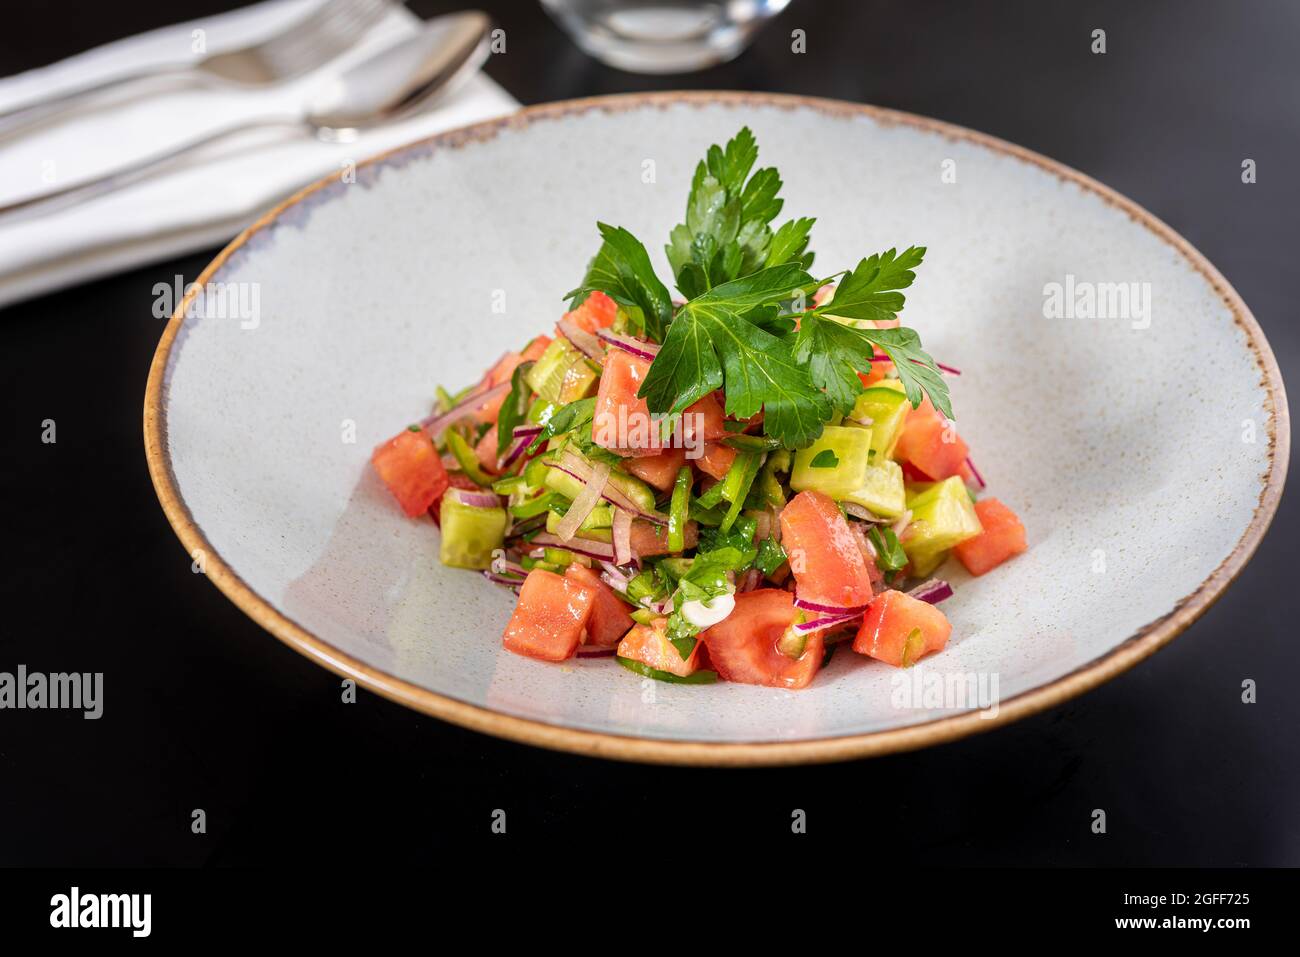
[666,128,809,297]
[525,397,594,453]
[810,448,839,468]
[819,247,926,325]
[495,361,534,457]
[567,223,674,342]
[868,525,908,573]
[638,264,831,448]
[796,247,952,420]
[754,536,787,577]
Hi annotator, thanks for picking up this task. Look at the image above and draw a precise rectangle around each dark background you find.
[2,0,1297,866]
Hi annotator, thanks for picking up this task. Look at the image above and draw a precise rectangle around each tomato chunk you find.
[629,519,697,557]
[696,442,737,481]
[779,490,875,610]
[894,401,969,481]
[475,425,500,474]
[700,589,823,689]
[852,589,951,667]
[617,617,701,677]
[371,429,449,517]
[502,569,595,661]
[624,447,687,492]
[474,336,552,424]
[565,563,635,648]
[562,290,619,333]
[954,498,1027,576]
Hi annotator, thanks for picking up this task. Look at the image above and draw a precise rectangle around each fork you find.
[0,0,392,138]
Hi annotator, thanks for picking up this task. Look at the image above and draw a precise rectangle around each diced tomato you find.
[852,589,951,667]
[502,569,595,661]
[593,350,658,453]
[779,490,874,609]
[954,498,1027,576]
[475,425,500,474]
[565,563,635,648]
[371,429,449,517]
[624,447,687,492]
[858,364,886,388]
[617,616,701,677]
[696,441,737,481]
[700,589,823,689]
[894,402,969,480]
[562,290,619,333]
[629,519,698,557]
[682,392,728,444]
[521,334,552,362]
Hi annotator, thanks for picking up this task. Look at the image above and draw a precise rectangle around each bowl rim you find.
[143,90,1290,766]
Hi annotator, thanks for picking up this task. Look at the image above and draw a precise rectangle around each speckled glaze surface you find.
[145,92,1287,765]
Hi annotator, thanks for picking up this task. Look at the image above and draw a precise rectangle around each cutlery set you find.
[0,2,491,221]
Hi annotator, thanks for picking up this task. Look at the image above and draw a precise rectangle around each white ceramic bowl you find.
[145,93,1288,765]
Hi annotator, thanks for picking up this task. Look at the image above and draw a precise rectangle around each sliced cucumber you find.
[439,491,507,569]
[901,476,982,573]
[541,449,656,512]
[790,425,872,500]
[545,508,613,543]
[630,608,659,626]
[848,386,911,459]
[842,459,906,519]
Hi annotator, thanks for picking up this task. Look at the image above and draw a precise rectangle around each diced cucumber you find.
[901,476,983,573]
[525,338,578,402]
[439,490,507,569]
[491,475,528,495]
[658,557,693,581]
[543,547,579,566]
[790,426,873,500]
[630,608,659,626]
[523,452,553,488]
[541,450,656,512]
[545,505,613,540]
[557,359,598,404]
[508,490,559,519]
[873,379,906,393]
[842,459,906,519]
[848,386,911,459]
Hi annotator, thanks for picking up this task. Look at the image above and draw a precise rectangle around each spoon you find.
[0,11,492,222]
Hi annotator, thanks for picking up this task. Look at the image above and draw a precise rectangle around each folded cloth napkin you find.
[0,0,519,309]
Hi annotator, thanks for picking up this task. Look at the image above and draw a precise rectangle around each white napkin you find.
[0,0,519,309]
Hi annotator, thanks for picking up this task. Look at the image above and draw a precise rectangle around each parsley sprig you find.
[567,128,952,447]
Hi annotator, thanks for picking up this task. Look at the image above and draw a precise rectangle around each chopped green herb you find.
[809,449,839,469]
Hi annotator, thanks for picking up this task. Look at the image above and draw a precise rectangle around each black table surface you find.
[2,0,1297,866]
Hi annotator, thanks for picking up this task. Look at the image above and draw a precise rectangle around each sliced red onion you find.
[751,510,772,542]
[769,504,783,544]
[599,563,632,592]
[908,579,954,604]
[507,513,546,537]
[549,453,669,525]
[555,319,605,362]
[529,532,616,562]
[491,554,528,577]
[937,362,962,376]
[964,456,986,489]
[843,503,886,523]
[595,329,660,362]
[419,380,510,436]
[738,568,763,593]
[554,460,609,541]
[891,508,913,539]
[497,433,532,471]
[575,646,617,657]
[482,570,525,588]
[512,424,544,439]
[452,489,502,510]
[793,595,870,616]
[794,610,862,634]
[612,508,633,567]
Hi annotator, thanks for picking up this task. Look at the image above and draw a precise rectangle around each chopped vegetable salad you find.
[370,128,1026,688]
